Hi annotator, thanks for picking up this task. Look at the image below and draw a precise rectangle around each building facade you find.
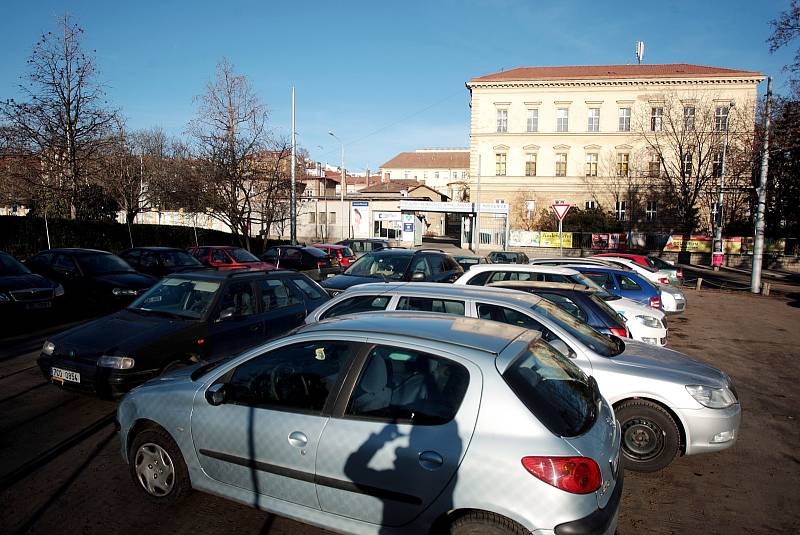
[466,64,764,232]
[379,149,469,201]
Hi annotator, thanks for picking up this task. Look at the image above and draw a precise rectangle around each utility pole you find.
[329,131,345,241]
[712,101,735,270]
[752,77,772,293]
[290,87,297,245]
[474,153,481,252]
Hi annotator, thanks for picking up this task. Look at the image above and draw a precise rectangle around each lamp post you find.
[712,102,735,270]
[328,131,346,241]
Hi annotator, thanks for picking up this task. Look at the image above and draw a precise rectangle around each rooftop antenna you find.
[635,40,645,64]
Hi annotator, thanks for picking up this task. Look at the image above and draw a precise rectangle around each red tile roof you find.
[380,151,469,170]
[469,64,764,83]
[360,179,422,193]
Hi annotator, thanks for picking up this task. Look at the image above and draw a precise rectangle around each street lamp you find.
[712,101,735,270]
[328,131,346,241]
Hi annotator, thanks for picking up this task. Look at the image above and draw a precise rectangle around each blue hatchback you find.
[567,265,662,309]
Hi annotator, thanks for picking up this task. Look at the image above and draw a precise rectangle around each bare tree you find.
[510,189,538,231]
[0,14,117,219]
[769,1,800,89]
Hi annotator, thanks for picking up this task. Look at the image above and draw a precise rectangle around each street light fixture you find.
[328,131,346,241]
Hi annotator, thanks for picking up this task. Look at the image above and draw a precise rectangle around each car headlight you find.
[112,287,138,296]
[97,355,135,369]
[685,385,737,409]
[635,315,662,329]
[0,292,10,302]
[54,284,65,297]
[42,340,55,355]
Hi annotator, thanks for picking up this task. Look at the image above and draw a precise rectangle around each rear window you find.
[502,340,597,437]
[290,277,327,300]
[341,247,354,258]
[320,294,391,319]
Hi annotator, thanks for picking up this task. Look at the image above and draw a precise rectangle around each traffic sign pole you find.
[551,203,571,256]
[558,218,563,256]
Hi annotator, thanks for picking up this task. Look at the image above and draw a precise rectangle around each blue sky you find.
[0,0,794,172]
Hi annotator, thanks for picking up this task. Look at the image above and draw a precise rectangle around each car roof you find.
[297,311,533,355]
[313,244,347,249]
[338,281,547,305]
[122,246,186,252]
[164,268,295,281]
[563,264,635,275]
[489,281,595,293]
[41,248,111,255]
[464,263,579,275]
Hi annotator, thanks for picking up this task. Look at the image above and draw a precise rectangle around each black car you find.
[26,248,157,310]
[487,250,530,264]
[119,247,205,279]
[0,251,64,320]
[320,249,463,295]
[489,281,629,338]
[453,254,492,271]
[37,269,330,397]
[335,238,392,258]
[260,245,341,281]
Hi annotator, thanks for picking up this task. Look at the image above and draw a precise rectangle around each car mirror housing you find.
[411,271,426,281]
[216,307,235,322]
[206,383,227,406]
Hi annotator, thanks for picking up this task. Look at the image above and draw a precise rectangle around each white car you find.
[587,257,687,314]
[454,264,668,345]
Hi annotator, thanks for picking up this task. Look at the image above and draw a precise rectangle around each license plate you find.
[25,301,52,310]
[51,367,80,383]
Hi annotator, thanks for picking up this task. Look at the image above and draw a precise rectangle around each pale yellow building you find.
[466,64,764,230]
[379,149,469,201]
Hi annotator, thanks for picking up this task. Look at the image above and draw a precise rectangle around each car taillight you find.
[658,277,669,284]
[521,456,602,494]
[609,326,628,338]
[649,296,661,309]
[317,261,327,268]
[677,268,684,279]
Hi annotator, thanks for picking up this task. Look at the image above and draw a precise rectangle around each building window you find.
[587,108,600,132]
[615,200,627,221]
[494,198,506,204]
[423,171,428,181]
[649,154,661,177]
[651,107,663,132]
[329,212,336,225]
[585,200,597,210]
[319,212,327,224]
[585,153,598,177]
[715,106,729,132]
[384,172,390,180]
[495,153,507,176]
[308,212,316,224]
[527,109,539,132]
[557,108,569,132]
[682,152,693,176]
[646,200,657,222]
[434,171,439,179]
[684,106,695,131]
[713,151,724,178]
[404,171,410,179]
[462,171,468,178]
[617,153,630,177]
[497,109,508,133]
[525,153,537,177]
[555,153,567,176]
[618,108,631,131]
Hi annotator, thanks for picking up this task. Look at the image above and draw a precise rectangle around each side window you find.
[191,248,207,259]
[618,275,642,291]
[141,252,158,268]
[346,345,470,425]
[28,253,54,269]
[465,271,492,286]
[260,279,302,310]
[409,256,431,276]
[543,273,570,283]
[284,248,302,260]
[476,303,544,330]
[537,293,587,322]
[217,281,257,318]
[488,271,538,283]
[289,277,327,300]
[263,247,279,259]
[396,296,465,315]
[121,250,141,266]
[52,254,78,274]
[212,250,232,264]
[319,295,391,319]
[225,340,353,412]
[426,255,446,274]
[585,272,615,290]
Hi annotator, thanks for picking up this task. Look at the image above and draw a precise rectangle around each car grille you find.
[10,288,54,302]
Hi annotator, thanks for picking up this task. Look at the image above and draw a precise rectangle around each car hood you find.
[321,274,392,290]
[0,273,57,291]
[612,340,727,387]
[92,272,157,289]
[51,309,197,358]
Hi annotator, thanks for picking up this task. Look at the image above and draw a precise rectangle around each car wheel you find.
[445,511,528,535]
[616,399,680,472]
[128,427,191,504]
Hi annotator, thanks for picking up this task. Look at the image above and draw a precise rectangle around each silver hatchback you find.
[118,314,622,534]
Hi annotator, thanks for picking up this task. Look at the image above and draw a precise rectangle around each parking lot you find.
[0,287,798,534]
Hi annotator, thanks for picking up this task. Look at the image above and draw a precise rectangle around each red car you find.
[311,244,356,268]
[188,246,275,271]
[594,253,683,280]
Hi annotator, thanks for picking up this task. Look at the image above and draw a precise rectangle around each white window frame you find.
[617,153,630,177]
[715,106,729,132]
[684,106,695,131]
[585,199,597,210]
[497,108,508,133]
[587,108,600,132]
[646,200,657,222]
[527,109,539,132]
[555,153,567,176]
[618,107,631,131]
[525,153,537,177]
[615,200,627,221]
[585,153,598,177]
[556,108,569,132]
[495,152,507,176]
[651,107,663,132]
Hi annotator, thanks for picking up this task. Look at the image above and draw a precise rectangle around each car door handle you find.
[288,431,308,448]
[418,450,443,470]
[249,325,260,332]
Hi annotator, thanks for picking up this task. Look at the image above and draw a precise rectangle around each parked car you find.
[321,249,463,296]
[489,281,629,338]
[335,238,393,258]
[0,250,64,318]
[26,248,156,310]
[119,247,205,279]
[568,265,663,310]
[118,313,622,534]
[594,253,684,284]
[589,257,686,314]
[487,250,529,263]
[188,246,275,271]
[260,245,341,281]
[312,243,356,268]
[309,283,740,471]
[452,254,491,271]
[38,269,329,398]
[591,256,671,285]
[453,264,668,345]
[529,257,620,268]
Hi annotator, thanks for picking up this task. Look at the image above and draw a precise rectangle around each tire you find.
[128,427,192,504]
[446,511,529,535]
[616,399,680,472]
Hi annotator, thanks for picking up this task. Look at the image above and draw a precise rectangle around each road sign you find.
[551,203,571,221]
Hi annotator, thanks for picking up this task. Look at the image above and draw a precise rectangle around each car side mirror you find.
[205,383,227,406]
[411,271,426,281]
[216,307,235,322]
[549,339,575,359]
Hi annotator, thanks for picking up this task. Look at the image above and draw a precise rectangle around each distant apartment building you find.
[465,64,764,230]
[379,149,469,201]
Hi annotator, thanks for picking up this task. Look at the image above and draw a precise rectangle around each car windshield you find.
[344,252,411,280]
[341,247,354,258]
[161,250,202,267]
[0,254,31,275]
[228,248,261,263]
[304,247,328,258]
[531,299,621,357]
[76,253,136,275]
[455,256,480,266]
[489,252,517,263]
[129,277,220,319]
[649,257,673,270]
